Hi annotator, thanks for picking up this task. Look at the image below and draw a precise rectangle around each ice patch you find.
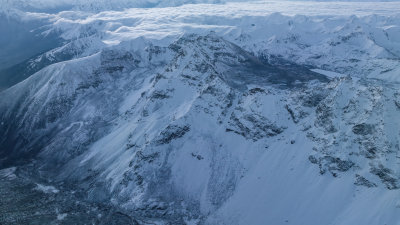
[57,213,67,220]
[311,69,346,79]
[34,183,60,194]
[0,167,17,180]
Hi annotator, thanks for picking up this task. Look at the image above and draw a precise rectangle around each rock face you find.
[1,2,400,225]
[0,166,137,225]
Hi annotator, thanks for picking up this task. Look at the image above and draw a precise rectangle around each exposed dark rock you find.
[354,174,377,188]
[315,103,337,133]
[298,86,329,108]
[394,100,400,109]
[285,105,298,123]
[150,90,172,100]
[136,151,159,163]
[352,123,375,135]
[361,140,378,159]
[0,169,124,225]
[226,113,285,141]
[248,88,266,95]
[322,156,355,172]
[155,125,190,145]
[191,153,204,160]
[370,165,399,190]
[102,212,139,225]
[308,155,319,164]
[309,155,355,176]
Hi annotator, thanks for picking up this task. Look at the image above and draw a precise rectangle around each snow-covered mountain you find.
[0,0,235,13]
[1,1,400,224]
[2,0,400,14]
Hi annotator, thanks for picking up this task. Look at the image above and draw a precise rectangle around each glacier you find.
[1,1,400,224]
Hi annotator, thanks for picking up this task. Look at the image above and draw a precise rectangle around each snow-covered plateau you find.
[1,1,400,224]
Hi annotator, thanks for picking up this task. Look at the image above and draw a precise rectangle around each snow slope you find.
[1,1,400,225]
[0,0,237,13]
[21,1,400,81]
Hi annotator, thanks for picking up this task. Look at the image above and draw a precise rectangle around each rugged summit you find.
[1,1,400,224]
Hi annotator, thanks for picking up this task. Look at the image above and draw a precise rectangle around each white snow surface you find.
[34,183,60,194]
[1,0,400,13]
[311,69,346,78]
[1,1,400,225]
[4,1,400,81]
[0,167,17,180]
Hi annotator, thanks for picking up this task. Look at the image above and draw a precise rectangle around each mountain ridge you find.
[1,1,400,224]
